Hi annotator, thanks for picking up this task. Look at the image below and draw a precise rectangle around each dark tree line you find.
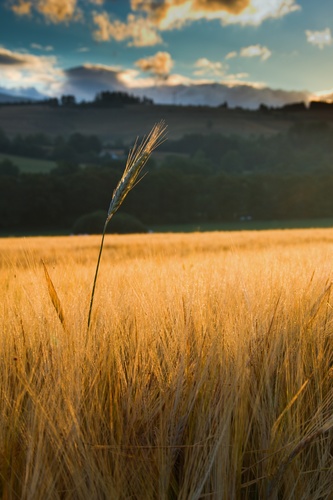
[0,129,102,163]
[0,91,153,109]
[1,160,333,232]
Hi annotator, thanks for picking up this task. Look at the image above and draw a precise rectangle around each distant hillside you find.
[0,102,332,142]
[0,93,32,104]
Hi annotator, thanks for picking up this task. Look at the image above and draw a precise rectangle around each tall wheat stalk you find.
[87,122,166,329]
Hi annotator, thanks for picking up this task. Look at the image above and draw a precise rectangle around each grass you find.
[2,217,333,239]
[1,228,333,498]
[0,103,292,142]
[0,153,56,173]
[151,217,333,233]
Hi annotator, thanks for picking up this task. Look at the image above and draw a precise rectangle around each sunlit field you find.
[1,229,333,499]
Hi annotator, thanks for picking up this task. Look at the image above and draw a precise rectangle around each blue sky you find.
[1,0,333,107]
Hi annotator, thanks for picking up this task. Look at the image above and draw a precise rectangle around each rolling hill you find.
[0,102,332,143]
[0,103,299,143]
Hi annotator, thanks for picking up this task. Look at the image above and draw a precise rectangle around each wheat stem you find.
[87,121,166,330]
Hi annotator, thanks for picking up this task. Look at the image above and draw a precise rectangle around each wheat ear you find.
[87,121,167,329]
[42,259,66,330]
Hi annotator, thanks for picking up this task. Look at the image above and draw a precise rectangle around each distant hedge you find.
[72,211,148,234]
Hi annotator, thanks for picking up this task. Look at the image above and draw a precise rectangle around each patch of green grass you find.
[0,153,56,173]
[150,218,333,233]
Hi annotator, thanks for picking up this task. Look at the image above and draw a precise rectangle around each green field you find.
[151,217,333,233]
[1,217,333,238]
[0,103,294,142]
[0,153,56,173]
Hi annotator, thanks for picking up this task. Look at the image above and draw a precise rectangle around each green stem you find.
[87,219,109,329]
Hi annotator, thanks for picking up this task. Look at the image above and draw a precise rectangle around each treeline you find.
[159,121,333,174]
[0,129,103,163]
[1,151,333,233]
[0,91,154,108]
[1,121,333,231]
[1,120,333,172]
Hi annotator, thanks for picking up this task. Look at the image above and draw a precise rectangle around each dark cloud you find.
[0,51,30,66]
[131,0,300,29]
[193,0,250,14]
[62,64,128,99]
[132,0,249,18]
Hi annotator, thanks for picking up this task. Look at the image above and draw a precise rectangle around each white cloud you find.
[240,44,272,61]
[305,28,332,49]
[0,46,62,95]
[193,58,225,77]
[31,43,54,51]
[225,51,238,60]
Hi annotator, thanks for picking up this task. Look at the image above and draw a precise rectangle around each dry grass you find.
[1,229,333,499]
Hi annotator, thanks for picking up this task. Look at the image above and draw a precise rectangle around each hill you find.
[0,103,305,143]
[0,93,32,104]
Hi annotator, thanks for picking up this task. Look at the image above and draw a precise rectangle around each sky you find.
[1,0,333,108]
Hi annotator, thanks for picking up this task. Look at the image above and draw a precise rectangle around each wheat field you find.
[1,229,333,499]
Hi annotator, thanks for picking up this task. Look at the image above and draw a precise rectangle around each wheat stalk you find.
[87,121,167,329]
[42,259,66,329]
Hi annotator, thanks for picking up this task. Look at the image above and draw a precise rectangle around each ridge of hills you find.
[0,93,32,104]
[0,102,332,143]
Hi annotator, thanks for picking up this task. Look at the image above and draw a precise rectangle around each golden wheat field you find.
[1,229,333,499]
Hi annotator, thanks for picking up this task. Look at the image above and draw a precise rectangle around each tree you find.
[61,95,76,107]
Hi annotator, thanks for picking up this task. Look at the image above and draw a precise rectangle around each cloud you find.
[239,44,272,61]
[61,64,138,99]
[10,0,81,23]
[90,0,301,46]
[0,47,62,95]
[10,0,32,15]
[0,46,56,68]
[135,52,174,78]
[305,28,332,49]
[225,51,238,60]
[31,43,54,51]
[130,0,301,29]
[92,11,163,46]
[55,61,311,110]
[193,58,225,77]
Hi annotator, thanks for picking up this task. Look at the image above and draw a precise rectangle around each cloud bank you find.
[0,46,62,96]
[0,46,314,110]
[55,63,311,109]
